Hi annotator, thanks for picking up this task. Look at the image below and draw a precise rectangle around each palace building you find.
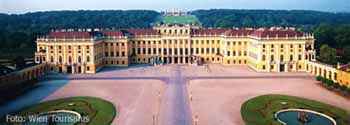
[34,23,316,74]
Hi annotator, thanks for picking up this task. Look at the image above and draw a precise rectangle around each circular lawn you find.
[241,94,350,125]
[2,96,116,125]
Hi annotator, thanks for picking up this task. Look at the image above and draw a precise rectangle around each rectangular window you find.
[132,48,136,55]
[122,52,125,57]
[163,48,167,55]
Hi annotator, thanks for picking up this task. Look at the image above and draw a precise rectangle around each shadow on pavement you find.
[98,64,152,73]
[0,79,70,116]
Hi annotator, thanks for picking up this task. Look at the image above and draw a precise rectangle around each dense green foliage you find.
[314,24,350,63]
[316,76,350,95]
[0,10,160,58]
[241,94,350,125]
[319,44,337,64]
[192,9,350,29]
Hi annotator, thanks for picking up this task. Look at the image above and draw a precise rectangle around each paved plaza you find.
[1,64,349,125]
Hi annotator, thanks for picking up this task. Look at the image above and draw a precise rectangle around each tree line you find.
[0,10,160,50]
[0,9,349,64]
[192,9,350,30]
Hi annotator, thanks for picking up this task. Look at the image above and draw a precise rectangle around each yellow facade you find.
[35,24,316,74]
[337,64,350,87]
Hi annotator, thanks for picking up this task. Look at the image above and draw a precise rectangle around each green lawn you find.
[241,94,350,125]
[1,96,116,125]
[155,15,201,25]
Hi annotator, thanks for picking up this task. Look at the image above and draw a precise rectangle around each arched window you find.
[262,55,266,61]
[290,55,293,61]
[50,56,54,63]
[68,56,72,63]
[87,56,90,62]
[298,55,302,60]
[78,56,82,63]
[280,55,284,62]
[271,55,274,62]
[59,56,62,63]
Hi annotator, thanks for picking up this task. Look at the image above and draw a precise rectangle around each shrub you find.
[316,76,322,81]
[321,77,328,83]
[340,85,347,92]
[345,88,350,95]
[323,79,332,86]
[332,82,340,89]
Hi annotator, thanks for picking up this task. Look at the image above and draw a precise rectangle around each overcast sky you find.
[1,0,350,14]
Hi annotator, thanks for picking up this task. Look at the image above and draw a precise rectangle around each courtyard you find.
[1,64,349,125]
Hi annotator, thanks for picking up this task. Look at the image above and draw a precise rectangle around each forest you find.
[0,9,349,63]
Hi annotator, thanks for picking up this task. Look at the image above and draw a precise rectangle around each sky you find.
[0,0,350,14]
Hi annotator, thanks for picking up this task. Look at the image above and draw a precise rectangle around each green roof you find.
[154,15,201,25]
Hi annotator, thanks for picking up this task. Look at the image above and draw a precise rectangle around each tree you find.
[341,46,350,63]
[11,56,26,69]
[319,44,337,64]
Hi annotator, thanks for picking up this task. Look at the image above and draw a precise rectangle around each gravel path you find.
[158,65,192,125]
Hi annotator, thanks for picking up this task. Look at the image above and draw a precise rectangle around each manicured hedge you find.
[316,76,350,95]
